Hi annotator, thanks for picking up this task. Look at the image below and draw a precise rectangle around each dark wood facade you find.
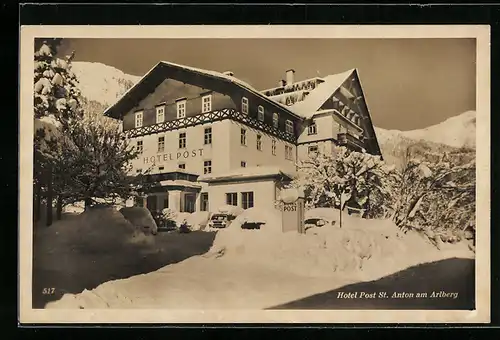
[109,62,303,140]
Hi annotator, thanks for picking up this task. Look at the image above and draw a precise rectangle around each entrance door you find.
[184,193,196,213]
[146,195,158,212]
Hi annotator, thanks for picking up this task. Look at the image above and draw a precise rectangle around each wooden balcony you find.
[337,132,365,152]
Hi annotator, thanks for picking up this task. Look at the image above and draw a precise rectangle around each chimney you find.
[223,71,234,77]
[279,79,286,87]
[286,69,295,86]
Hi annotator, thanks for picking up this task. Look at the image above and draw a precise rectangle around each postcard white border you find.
[19,25,491,324]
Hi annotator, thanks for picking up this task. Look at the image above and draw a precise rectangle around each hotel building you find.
[103,61,382,214]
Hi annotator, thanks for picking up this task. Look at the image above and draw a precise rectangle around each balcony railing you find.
[122,108,298,143]
[337,132,365,151]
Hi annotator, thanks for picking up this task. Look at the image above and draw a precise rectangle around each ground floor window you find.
[241,191,254,209]
[200,193,209,211]
[226,192,238,206]
[163,195,169,209]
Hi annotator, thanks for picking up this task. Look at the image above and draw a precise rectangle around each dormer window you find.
[156,105,165,124]
[202,94,212,113]
[257,105,265,122]
[308,122,317,135]
[241,97,249,115]
[285,120,294,135]
[135,111,143,128]
[272,113,279,129]
[176,99,187,119]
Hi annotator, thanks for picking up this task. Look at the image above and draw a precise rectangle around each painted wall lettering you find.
[144,148,204,164]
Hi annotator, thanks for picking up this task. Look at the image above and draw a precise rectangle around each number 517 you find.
[42,288,55,295]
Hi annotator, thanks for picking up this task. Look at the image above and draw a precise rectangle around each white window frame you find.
[271,140,277,156]
[308,145,319,156]
[285,145,294,161]
[203,160,212,174]
[241,191,254,209]
[202,94,212,113]
[204,127,212,145]
[308,122,317,135]
[285,119,294,135]
[272,113,279,129]
[256,134,262,151]
[257,105,265,122]
[226,192,238,206]
[241,161,246,168]
[240,128,247,146]
[156,105,165,124]
[136,140,143,154]
[179,132,187,149]
[176,99,187,119]
[241,97,249,114]
[157,136,165,153]
[135,111,143,128]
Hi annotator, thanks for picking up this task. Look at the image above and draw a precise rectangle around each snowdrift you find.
[119,207,158,235]
[206,213,470,280]
[35,207,155,253]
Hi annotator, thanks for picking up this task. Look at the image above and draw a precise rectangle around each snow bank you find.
[36,207,155,252]
[119,207,158,235]
[186,211,211,231]
[207,214,458,279]
[231,207,283,233]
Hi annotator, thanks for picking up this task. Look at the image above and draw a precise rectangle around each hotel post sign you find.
[279,188,305,234]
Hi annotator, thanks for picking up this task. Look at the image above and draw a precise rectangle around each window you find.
[156,106,165,124]
[158,136,165,153]
[178,132,186,149]
[285,120,294,134]
[159,166,165,171]
[204,127,212,145]
[241,192,254,209]
[178,163,186,170]
[271,140,277,155]
[202,94,212,113]
[272,113,279,128]
[241,161,246,168]
[200,193,209,211]
[204,160,212,174]
[308,145,319,156]
[241,97,249,114]
[135,111,143,128]
[308,122,317,135]
[226,192,238,206]
[163,196,169,209]
[136,140,143,154]
[256,134,262,151]
[176,99,186,119]
[257,105,265,121]
[285,145,294,160]
[240,128,247,145]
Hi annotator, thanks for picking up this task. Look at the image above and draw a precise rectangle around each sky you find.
[58,38,476,131]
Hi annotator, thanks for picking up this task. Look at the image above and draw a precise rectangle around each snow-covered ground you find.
[43,210,474,310]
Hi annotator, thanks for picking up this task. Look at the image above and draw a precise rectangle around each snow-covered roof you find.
[103,60,303,121]
[285,69,355,119]
[198,166,297,183]
[158,179,202,189]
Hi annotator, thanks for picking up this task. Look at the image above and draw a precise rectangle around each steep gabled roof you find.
[103,61,303,120]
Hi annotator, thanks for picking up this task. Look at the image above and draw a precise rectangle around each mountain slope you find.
[72,62,141,107]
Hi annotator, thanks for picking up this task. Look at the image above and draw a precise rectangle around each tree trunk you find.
[84,197,93,210]
[56,195,63,220]
[46,166,53,227]
[34,180,41,222]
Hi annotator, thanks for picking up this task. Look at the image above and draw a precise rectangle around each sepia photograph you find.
[19,25,490,324]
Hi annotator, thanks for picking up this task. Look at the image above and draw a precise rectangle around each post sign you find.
[279,188,305,234]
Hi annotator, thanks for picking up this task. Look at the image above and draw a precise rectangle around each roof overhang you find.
[103,61,303,121]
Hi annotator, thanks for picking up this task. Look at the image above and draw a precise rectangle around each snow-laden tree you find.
[43,116,154,209]
[34,39,83,127]
[392,147,476,243]
[291,146,399,225]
